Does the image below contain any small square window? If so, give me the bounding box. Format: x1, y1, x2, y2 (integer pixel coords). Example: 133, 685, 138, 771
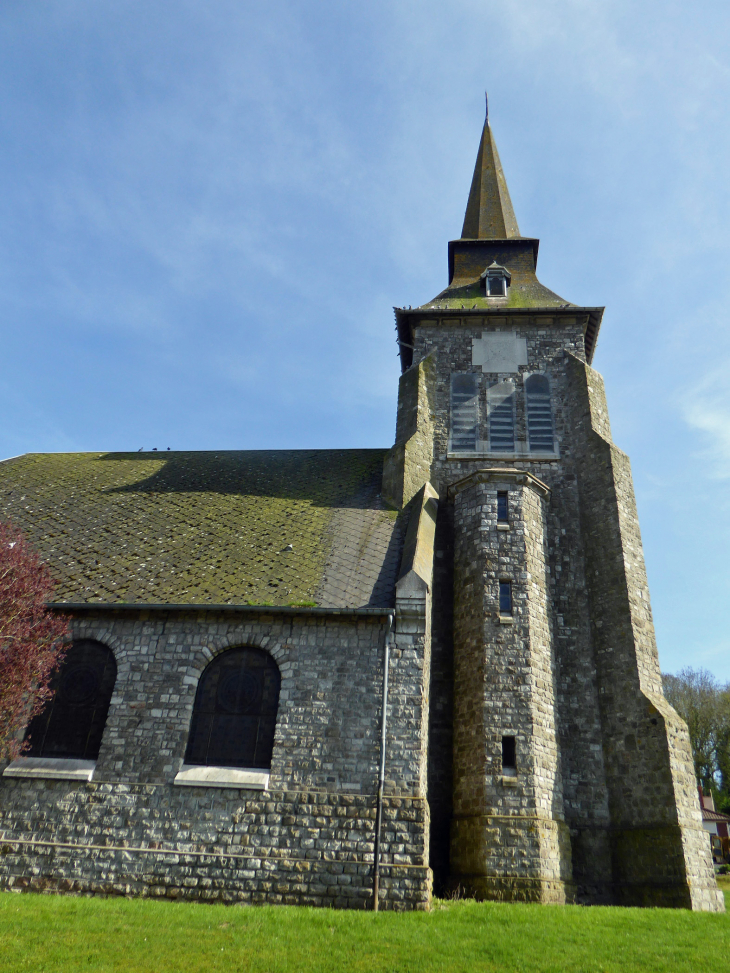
497, 492, 508, 523
499, 581, 512, 615
502, 735, 516, 773
488, 276, 505, 297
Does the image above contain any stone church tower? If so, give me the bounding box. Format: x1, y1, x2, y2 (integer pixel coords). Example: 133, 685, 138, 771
0, 102, 722, 911
384, 103, 723, 909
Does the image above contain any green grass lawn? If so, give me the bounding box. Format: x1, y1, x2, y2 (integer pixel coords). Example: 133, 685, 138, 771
0, 889, 728, 973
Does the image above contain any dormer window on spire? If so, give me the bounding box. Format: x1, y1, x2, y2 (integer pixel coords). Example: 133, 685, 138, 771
481, 262, 511, 298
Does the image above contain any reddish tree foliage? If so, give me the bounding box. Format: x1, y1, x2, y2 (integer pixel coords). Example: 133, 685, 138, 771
0, 521, 69, 761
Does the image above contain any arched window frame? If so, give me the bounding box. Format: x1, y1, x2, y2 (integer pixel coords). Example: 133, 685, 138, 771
176, 646, 281, 791
524, 372, 556, 454
3, 639, 117, 781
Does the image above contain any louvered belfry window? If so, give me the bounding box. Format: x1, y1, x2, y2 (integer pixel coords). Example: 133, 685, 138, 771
450, 373, 479, 451
487, 381, 516, 451
185, 647, 281, 769
525, 374, 555, 452
25, 639, 117, 761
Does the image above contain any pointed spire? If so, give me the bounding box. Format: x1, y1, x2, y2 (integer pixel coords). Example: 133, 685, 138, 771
461, 96, 520, 239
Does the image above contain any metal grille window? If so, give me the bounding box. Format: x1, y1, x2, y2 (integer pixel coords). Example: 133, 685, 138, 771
499, 581, 513, 615
450, 373, 479, 451
25, 640, 116, 761
487, 382, 515, 451
525, 374, 554, 452
185, 647, 281, 769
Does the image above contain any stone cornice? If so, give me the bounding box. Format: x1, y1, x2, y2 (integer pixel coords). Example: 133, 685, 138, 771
447, 467, 551, 501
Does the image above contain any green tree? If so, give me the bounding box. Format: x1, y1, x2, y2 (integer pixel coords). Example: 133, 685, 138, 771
663, 667, 730, 808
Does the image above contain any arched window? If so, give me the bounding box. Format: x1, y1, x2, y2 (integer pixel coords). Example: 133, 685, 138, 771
488, 381, 516, 451
450, 373, 479, 451
185, 647, 281, 770
525, 374, 554, 452
25, 639, 116, 761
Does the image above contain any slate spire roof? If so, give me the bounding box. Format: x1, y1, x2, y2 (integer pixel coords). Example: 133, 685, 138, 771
461, 95, 521, 240
393, 97, 605, 365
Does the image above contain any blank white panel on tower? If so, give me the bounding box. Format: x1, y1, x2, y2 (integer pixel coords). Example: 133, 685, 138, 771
472, 332, 527, 373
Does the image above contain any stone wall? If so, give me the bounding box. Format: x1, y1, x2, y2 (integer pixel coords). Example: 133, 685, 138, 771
448, 469, 573, 902
399, 313, 612, 899
391, 308, 723, 910
383, 355, 436, 510
0, 607, 433, 909
0, 781, 429, 909
565, 354, 723, 911
426, 501, 455, 894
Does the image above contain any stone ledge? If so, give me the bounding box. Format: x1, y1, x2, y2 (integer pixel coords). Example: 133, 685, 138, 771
3, 757, 96, 781
173, 765, 269, 789
446, 451, 560, 462
447, 468, 551, 501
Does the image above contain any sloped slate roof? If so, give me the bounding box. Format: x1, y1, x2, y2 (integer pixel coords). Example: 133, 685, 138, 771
0, 450, 403, 610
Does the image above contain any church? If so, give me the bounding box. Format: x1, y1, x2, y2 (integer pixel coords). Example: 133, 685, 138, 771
0, 104, 723, 911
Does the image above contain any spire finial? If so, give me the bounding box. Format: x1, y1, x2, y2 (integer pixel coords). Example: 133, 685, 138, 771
460, 100, 520, 239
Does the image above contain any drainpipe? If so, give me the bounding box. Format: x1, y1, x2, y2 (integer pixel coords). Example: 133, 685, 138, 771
372, 611, 394, 912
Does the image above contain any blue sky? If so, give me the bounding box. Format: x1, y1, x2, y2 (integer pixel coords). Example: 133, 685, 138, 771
2, 1, 730, 679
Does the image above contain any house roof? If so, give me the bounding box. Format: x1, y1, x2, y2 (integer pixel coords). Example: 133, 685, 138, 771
0, 449, 404, 610
702, 806, 730, 824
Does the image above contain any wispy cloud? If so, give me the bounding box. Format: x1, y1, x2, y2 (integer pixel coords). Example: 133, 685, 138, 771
682, 369, 730, 479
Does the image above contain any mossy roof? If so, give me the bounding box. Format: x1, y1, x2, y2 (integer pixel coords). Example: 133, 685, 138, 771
421, 275, 569, 310
0, 450, 403, 610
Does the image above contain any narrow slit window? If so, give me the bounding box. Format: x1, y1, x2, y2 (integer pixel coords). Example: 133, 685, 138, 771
487, 382, 515, 452
502, 735, 517, 775
450, 373, 479, 451
525, 374, 554, 453
499, 580, 512, 615
497, 491, 508, 523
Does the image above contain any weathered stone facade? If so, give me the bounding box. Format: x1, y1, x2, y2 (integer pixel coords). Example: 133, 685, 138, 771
0, 589, 433, 909
449, 469, 572, 903
0, 104, 722, 911
0, 782, 428, 907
